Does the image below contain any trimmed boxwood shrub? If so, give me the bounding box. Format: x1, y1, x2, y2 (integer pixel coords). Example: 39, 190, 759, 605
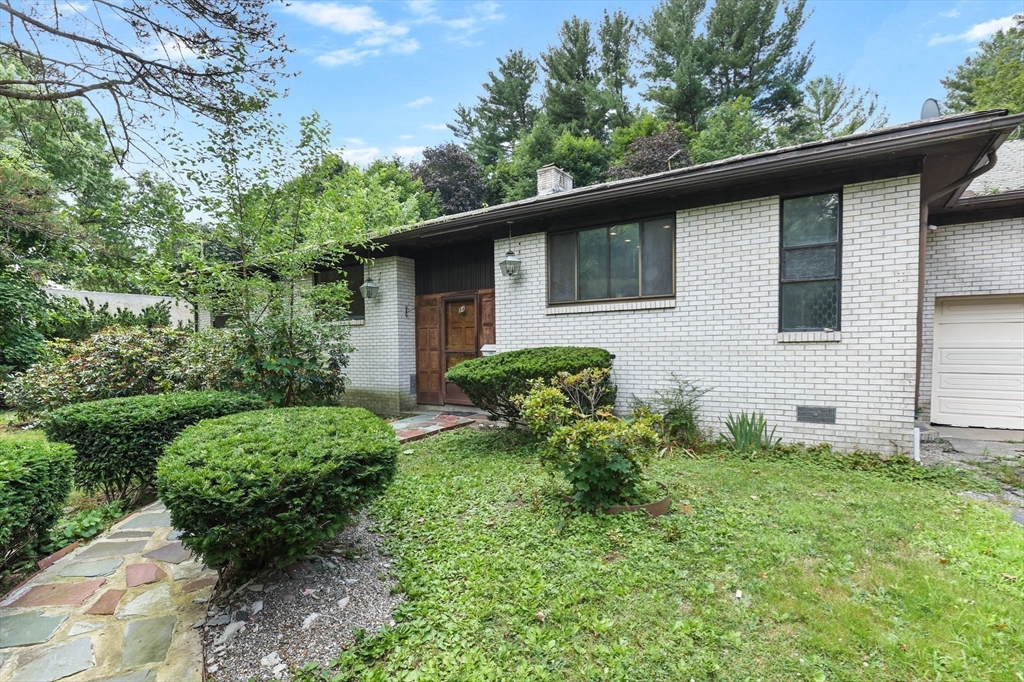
43, 391, 265, 502
0, 439, 74, 570
157, 407, 399, 572
445, 346, 616, 424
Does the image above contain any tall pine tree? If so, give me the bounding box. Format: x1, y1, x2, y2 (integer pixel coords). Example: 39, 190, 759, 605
450, 50, 539, 167
643, 0, 812, 127
541, 18, 606, 139
598, 10, 639, 130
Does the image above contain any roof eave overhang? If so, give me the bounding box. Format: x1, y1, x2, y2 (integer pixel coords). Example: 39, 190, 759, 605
376, 111, 1023, 247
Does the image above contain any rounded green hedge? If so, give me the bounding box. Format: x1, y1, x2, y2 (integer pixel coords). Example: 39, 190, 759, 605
157, 407, 400, 571
0, 439, 74, 570
43, 391, 265, 502
445, 346, 616, 424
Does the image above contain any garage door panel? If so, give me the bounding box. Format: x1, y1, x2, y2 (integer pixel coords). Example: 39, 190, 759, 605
931, 294, 1024, 430
935, 396, 1023, 420
937, 374, 1024, 392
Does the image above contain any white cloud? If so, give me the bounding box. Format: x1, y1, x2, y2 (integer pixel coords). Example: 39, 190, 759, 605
422, 123, 448, 130
340, 146, 381, 165
315, 48, 379, 66
406, 96, 433, 109
929, 14, 1017, 46
940, 9, 960, 19
345, 137, 365, 145
394, 145, 425, 158
399, 134, 415, 140
288, 1, 503, 66
283, 3, 406, 36
285, 2, 419, 66
405, 0, 504, 44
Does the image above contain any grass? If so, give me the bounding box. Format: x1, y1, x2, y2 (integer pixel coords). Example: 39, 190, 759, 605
300, 428, 1024, 682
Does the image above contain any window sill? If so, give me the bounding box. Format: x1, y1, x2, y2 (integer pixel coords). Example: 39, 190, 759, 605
348, 318, 365, 327
776, 331, 842, 343
546, 298, 676, 316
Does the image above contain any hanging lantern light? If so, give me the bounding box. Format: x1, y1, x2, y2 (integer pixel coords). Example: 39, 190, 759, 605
499, 248, 521, 277
499, 224, 520, 277
359, 276, 379, 300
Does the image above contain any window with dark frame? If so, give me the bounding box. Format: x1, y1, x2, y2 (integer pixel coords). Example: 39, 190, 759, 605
780, 192, 841, 331
548, 217, 675, 304
314, 264, 365, 320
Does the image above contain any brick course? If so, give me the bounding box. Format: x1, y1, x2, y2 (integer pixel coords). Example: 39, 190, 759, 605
493, 176, 922, 452
339, 257, 417, 415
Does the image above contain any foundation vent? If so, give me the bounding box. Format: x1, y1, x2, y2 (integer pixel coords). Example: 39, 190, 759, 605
796, 406, 836, 424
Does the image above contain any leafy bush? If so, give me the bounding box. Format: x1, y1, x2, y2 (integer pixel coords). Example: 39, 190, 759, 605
445, 347, 616, 424
0, 439, 74, 570
37, 296, 175, 343
43, 501, 126, 554
43, 391, 265, 502
633, 376, 710, 448
518, 369, 659, 511
722, 411, 780, 452
3, 327, 192, 415
157, 407, 399, 572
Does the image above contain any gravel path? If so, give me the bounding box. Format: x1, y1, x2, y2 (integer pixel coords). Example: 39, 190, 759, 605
202, 514, 402, 681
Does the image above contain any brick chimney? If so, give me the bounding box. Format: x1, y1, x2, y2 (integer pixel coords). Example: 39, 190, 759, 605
536, 164, 573, 196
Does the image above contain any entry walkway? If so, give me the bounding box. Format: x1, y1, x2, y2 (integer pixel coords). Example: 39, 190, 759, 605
0, 412, 479, 680
0, 501, 210, 681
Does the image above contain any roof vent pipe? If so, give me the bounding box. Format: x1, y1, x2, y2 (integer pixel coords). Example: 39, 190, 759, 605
536, 165, 573, 196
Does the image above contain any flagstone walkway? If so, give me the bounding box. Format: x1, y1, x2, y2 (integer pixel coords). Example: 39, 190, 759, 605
0, 410, 478, 681
0, 502, 212, 682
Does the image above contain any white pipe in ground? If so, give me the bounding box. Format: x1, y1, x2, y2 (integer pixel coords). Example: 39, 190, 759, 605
913, 427, 921, 464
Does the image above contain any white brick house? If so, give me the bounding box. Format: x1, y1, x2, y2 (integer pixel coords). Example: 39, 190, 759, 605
317, 111, 1023, 451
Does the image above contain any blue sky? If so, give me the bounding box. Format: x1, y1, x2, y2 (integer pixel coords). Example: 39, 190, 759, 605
260, 1, 1021, 164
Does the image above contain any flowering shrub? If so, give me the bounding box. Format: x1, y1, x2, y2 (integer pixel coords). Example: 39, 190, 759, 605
3, 327, 192, 415
516, 369, 660, 511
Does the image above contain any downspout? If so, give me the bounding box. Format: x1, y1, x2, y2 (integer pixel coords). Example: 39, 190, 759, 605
915, 150, 997, 416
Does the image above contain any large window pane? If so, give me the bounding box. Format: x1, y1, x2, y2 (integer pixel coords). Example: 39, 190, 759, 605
577, 227, 609, 300
783, 193, 839, 247
641, 219, 674, 295
609, 223, 640, 298
549, 232, 576, 302
783, 245, 836, 281
781, 280, 838, 330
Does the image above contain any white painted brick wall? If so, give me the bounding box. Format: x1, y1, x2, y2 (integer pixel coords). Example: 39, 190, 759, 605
340, 257, 417, 415
494, 176, 922, 452
919, 216, 1024, 417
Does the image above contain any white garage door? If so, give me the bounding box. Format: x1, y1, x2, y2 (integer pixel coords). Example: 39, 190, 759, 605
931, 294, 1024, 430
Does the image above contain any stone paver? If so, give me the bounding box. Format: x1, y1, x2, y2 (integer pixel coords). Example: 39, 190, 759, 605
391, 412, 477, 443
0, 611, 67, 647
121, 615, 177, 668
8, 579, 105, 607
117, 584, 176, 620
85, 589, 126, 615
77, 540, 147, 560
107, 530, 154, 540
181, 577, 218, 594
8, 636, 94, 682
118, 511, 172, 529
126, 563, 167, 587
143, 541, 193, 564
59, 557, 123, 578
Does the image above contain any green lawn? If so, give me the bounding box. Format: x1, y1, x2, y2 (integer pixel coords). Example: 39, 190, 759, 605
305, 428, 1024, 682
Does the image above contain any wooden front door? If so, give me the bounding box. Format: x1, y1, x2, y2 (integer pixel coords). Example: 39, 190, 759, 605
415, 294, 442, 405
443, 298, 478, 405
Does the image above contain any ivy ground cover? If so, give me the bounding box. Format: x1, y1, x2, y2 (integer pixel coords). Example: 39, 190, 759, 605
305, 429, 1024, 682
